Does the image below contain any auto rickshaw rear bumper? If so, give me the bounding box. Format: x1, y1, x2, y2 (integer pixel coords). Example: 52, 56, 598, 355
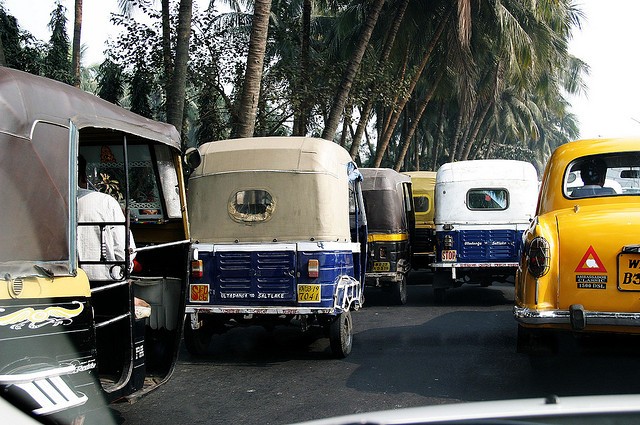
186, 305, 339, 315
365, 271, 405, 284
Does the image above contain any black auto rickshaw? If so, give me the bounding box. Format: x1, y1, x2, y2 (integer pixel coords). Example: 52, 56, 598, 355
0, 68, 193, 423
360, 168, 415, 305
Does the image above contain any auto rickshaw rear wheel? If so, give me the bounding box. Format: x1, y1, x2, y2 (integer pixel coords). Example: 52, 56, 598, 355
183, 317, 214, 356
329, 310, 352, 359
391, 275, 408, 305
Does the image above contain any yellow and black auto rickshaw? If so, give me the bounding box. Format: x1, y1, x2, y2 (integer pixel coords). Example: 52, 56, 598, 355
0, 68, 193, 423
403, 171, 436, 270
361, 168, 415, 305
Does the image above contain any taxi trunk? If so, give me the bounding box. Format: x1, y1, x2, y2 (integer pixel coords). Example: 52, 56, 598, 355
555, 204, 640, 316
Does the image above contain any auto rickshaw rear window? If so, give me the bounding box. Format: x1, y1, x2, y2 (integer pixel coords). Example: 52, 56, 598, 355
466, 189, 509, 210
229, 189, 274, 222
414, 196, 430, 212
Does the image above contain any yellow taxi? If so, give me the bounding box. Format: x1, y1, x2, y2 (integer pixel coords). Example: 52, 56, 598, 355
515, 138, 640, 353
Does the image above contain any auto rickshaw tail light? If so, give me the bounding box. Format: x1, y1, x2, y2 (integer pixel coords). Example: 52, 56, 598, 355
527, 237, 550, 278
443, 235, 454, 250
191, 259, 204, 279
308, 259, 319, 278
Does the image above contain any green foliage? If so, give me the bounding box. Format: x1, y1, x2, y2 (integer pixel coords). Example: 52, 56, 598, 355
97, 59, 125, 105
43, 2, 73, 84
128, 59, 154, 118
0, 6, 46, 74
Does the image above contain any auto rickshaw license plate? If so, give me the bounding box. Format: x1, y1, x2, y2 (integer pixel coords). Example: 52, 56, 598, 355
190, 284, 210, 302
442, 250, 456, 262
618, 252, 640, 291
297, 284, 321, 302
373, 261, 391, 272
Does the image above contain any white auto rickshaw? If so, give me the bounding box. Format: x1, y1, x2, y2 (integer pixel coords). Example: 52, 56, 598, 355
430, 159, 538, 303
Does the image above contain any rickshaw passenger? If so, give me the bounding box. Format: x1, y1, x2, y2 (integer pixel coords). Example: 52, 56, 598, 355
77, 155, 136, 281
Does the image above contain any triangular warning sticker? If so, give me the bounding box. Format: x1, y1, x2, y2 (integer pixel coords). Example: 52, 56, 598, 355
575, 245, 607, 273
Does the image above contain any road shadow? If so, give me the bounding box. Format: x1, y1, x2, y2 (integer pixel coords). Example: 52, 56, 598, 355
344, 309, 640, 402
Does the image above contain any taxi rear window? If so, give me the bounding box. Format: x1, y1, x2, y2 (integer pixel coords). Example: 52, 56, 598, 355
564, 153, 640, 198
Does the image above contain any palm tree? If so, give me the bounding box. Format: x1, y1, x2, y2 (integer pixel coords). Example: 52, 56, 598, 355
166, 0, 193, 139
233, 0, 272, 138
321, 0, 386, 142
71, 0, 82, 87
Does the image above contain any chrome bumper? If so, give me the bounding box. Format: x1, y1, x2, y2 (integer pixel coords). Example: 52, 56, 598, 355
514, 306, 640, 328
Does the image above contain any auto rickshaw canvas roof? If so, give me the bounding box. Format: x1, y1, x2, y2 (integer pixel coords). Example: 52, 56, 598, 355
0, 67, 180, 148
188, 137, 357, 244
403, 171, 436, 192
0, 68, 180, 278
436, 159, 538, 184
360, 168, 410, 191
193, 136, 353, 178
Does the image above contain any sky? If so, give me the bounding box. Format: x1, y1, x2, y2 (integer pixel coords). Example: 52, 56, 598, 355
3, 0, 640, 140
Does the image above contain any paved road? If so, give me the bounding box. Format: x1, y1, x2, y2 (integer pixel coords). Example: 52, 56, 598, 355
111, 271, 640, 424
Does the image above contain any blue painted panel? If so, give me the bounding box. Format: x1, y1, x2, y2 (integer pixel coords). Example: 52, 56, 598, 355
436, 229, 524, 263
193, 248, 358, 308
298, 250, 355, 308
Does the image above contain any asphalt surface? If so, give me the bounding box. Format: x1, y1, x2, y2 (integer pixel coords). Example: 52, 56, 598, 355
109, 270, 640, 425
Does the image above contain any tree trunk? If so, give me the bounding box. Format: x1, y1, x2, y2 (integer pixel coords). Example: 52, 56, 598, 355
0, 30, 6, 66
71, 0, 82, 87
293, 0, 311, 136
161, 0, 173, 86
372, 6, 453, 167
321, 0, 386, 142
349, 0, 409, 157
431, 101, 445, 171
393, 68, 444, 171
460, 99, 492, 160
233, 0, 272, 138
448, 111, 464, 162
167, 0, 193, 140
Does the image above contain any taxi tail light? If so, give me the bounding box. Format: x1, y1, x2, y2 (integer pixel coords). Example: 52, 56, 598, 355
527, 237, 550, 278
308, 259, 319, 278
191, 259, 204, 279
443, 235, 454, 250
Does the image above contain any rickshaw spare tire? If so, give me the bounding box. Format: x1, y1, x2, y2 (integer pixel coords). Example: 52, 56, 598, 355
329, 310, 353, 359
391, 275, 408, 305
183, 318, 213, 356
